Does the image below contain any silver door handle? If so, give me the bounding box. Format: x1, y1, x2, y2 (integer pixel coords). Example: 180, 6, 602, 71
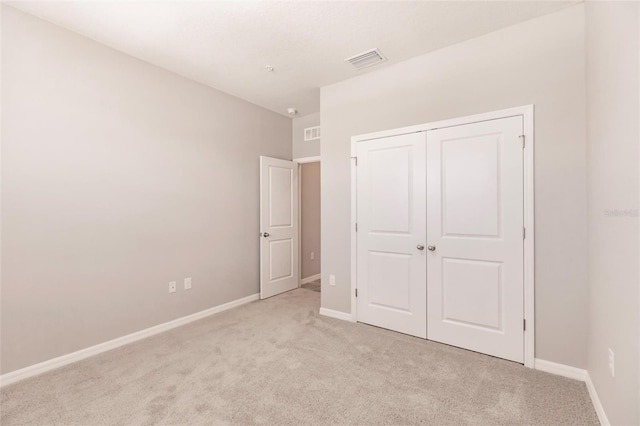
417, 244, 425, 251
262, 232, 270, 238
428, 245, 436, 251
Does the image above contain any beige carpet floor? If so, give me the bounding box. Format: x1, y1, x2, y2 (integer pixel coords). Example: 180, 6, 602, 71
301, 279, 321, 293
1, 288, 598, 425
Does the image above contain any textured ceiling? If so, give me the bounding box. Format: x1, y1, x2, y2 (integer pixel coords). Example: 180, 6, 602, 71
8, 1, 579, 117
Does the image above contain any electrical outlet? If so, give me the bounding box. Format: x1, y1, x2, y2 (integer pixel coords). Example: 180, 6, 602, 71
310, 251, 315, 261
329, 275, 336, 286
184, 277, 192, 290
169, 281, 177, 293
608, 348, 615, 377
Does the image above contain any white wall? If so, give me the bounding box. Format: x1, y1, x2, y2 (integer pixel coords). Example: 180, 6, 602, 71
320, 5, 588, 368
585, 2, 639, 424
1, 6, 292, 374
292, 112, 320, 159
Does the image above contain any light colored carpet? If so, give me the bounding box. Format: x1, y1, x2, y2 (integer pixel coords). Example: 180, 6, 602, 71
1, 288, 598, 425
301, 279, 321, 293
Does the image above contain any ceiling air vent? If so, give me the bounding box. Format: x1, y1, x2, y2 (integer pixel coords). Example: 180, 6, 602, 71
345, 48, 387, 70
304, 126, 321, 141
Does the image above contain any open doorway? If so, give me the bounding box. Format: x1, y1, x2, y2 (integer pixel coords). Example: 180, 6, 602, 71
298, 159, 321, 292
258, 155, 320, 299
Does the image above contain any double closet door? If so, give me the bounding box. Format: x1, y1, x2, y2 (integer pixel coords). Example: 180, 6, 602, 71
355, 116, 525, 363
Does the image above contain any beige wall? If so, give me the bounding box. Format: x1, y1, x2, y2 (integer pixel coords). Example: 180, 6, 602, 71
292, 112, 320, 159
300, 162, 321, 279
320, 5, 588, 368
0, 6, 292, 374
585, 2, 639, 424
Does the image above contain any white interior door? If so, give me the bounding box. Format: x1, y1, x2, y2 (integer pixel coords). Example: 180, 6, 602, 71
260, 156, 299, 299
426, 116, 524, 363
356, 132, 427, 338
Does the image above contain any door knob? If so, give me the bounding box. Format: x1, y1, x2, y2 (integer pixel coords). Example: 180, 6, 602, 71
262, 232, 270, 238
428, 245, 436, 251
417, 244, 425, 251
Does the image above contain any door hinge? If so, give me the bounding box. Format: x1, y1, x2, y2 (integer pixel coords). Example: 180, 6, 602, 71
523, 319, 526, 331
355, 223, 358, 232
355, 288, 358, 298
523, 227, 526, 239
520, 135, 525, 148
351, 156, 358, 166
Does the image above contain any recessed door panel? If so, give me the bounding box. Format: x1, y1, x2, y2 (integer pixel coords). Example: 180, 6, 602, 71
269, 166, 293, 227
357, 132, 427, 339
269, 239, 293, 281
370, 146, 411, 234
369, 251, 411, 312
442, 136, 500, 238
442, 258, 502, 331
427, 116, 524, 363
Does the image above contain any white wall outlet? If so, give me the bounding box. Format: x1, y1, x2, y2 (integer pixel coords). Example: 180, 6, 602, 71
608, 348, 615, 377
169, 281, 177, 293
184, 277, 192, 290
329, 275, 336, 286
310, 251, 315, 260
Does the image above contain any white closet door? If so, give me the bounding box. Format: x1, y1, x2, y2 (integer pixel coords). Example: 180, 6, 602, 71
356, 132, 427, 338
260, 156, 299, 299
426, 116, 524, 363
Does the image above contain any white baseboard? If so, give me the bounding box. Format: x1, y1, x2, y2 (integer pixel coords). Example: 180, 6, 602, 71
300, 274, 321, 285
319, 307, 354, 322
534, 358, 587, 381
585, 372, 610, 426
535, 358, 608, 426
0, 293, 260, 388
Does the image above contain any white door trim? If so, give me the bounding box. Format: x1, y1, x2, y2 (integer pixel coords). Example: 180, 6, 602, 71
294, 155, 321, 164
350, 105, 535, 368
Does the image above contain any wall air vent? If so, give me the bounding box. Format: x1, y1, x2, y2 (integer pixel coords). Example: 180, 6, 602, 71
304, 126, 321, 141
345, 48, 387, 70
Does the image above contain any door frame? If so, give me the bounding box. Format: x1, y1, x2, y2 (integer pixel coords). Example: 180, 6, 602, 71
294, 156, 321, 288
350, 105, 535, 368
